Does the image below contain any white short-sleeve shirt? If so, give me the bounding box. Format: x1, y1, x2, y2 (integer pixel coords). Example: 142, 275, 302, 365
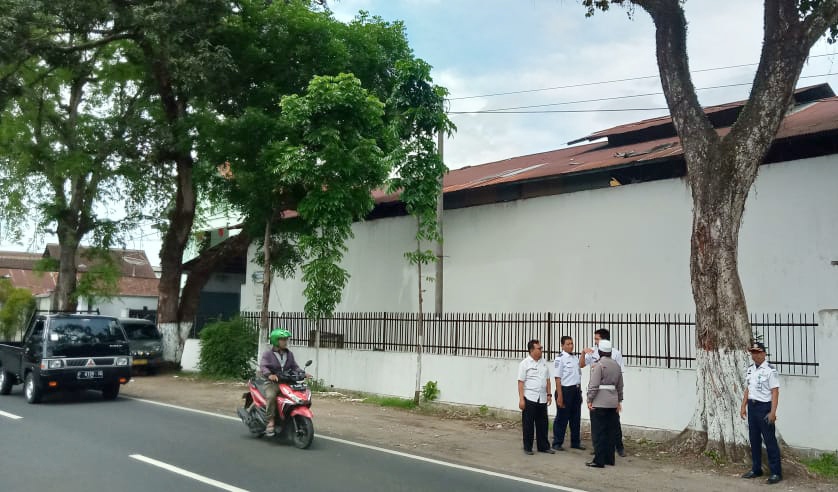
746, 360, 780, 402
584, 345, 625, 373
518, 355, 551, 403
554, 351, 581, 386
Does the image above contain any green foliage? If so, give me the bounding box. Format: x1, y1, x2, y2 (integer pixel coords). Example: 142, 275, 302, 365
421, 380, 440, 402
805, 451, 838, 478
362, 395, 417, 409
702, 449, 725, 466
276, 73, 390, 320
75, 249, 121, 303
478, 404, 490, 417
198, 318, 257, 380
308, 378, 329, 392
0, 279, 35, 340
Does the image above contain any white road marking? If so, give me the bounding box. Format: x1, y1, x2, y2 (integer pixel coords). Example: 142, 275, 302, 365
129, 454, 249, 492
0, 409, 23, 420
124, 396, 589, 492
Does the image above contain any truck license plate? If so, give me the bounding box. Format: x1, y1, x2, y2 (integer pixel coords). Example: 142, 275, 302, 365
77, 370, 104, 379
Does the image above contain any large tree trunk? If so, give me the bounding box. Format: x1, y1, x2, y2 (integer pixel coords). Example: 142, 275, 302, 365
673, 157, 754, 458
143, 38, 198, 363
54, 231, 80, 312
157, 156, 197, 362
633, 0, 833, 458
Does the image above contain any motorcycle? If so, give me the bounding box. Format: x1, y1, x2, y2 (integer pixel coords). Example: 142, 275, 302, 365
237, 360, 314, 449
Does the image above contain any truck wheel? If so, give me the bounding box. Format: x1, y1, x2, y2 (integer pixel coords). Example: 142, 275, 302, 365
0, 370, 13, 395
102, 383, 120, 400
24, 373, 42, 404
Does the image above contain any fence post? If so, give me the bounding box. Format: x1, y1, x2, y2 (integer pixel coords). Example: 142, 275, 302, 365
381, 312, 387, 351
665, 316, 671, 369
547, 312, 553, 359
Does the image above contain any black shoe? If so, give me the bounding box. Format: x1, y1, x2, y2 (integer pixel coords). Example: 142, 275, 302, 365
552, 445, 565, 451
585, 461, 605, 468
741, 471, 763, 479
524, 449, 534, 455
766, 475, 782, 484
571, 445, 586, 450
617, 448, 626, 457
539, 448, 556, 454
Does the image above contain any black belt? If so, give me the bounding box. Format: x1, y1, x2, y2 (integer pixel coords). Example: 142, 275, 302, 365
748, 399, 770, 404
561, 384, 581, 388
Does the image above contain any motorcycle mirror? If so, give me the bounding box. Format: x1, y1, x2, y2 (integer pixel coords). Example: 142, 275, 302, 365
305, 360, 313, 367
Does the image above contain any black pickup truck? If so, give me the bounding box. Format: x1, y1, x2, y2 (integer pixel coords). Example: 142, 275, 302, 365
0, 313, 132, 403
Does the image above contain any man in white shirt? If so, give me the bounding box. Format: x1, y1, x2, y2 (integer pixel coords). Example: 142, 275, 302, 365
581, 328, 626, 456
517, 339, 554, 455
553, 335, 585, 451
740, 341, 782, 484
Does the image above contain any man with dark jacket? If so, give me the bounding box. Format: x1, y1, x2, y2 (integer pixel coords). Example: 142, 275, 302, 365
259, 328, 304, 436
586, 339, 624, 468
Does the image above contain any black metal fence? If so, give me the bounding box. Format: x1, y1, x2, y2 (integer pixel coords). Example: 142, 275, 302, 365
240, 311, 819, 376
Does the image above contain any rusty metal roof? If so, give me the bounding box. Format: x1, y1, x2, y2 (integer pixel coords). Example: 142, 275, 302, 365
432, 95, 838, 198
567, 83, 835, 145
44, 244, 157, 279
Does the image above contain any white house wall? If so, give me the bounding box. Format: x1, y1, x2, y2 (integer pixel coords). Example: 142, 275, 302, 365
243, 155, 838, 315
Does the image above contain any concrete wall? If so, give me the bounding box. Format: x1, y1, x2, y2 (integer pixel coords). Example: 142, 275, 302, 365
242, 155, 838, 315
80, 296, 158, 318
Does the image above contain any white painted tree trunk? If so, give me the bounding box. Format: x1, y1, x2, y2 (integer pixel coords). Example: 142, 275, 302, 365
159, 321, 193, 364
678, 349, 752, 459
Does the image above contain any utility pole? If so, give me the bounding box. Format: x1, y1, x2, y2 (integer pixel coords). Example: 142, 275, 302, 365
259, 218, 272, 359
435, 130, 444, 315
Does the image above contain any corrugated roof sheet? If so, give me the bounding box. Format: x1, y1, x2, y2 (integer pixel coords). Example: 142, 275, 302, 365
44, 244, 157, 279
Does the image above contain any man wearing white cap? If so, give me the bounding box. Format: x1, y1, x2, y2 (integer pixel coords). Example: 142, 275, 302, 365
585, 339, 624, 468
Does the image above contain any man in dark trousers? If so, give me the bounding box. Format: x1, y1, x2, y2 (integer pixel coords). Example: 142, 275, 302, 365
517, 339, 555, 455
740, 341, 782, 484
581, 328, 626, 456
552, 336, 584, 451
585, 339, 624, 468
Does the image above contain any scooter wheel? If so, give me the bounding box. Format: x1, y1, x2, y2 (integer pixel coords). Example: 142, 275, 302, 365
292, 416, 314, 449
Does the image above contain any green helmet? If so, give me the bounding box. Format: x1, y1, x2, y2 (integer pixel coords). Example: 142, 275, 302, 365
269, 328, 292, 346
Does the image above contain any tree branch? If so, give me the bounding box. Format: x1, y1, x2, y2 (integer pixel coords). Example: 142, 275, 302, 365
801, 1, 838, 46
726, 1, 811, 169
635, 0, 719, 160
51, 32, 135, 53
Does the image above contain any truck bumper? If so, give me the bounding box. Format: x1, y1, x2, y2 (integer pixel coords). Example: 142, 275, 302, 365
36, 367, 132, 390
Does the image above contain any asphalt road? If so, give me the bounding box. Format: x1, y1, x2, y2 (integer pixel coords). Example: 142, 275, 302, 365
0, 387, 584, 492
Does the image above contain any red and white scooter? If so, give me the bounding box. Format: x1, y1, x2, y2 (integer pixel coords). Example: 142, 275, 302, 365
237, 360, 314, 449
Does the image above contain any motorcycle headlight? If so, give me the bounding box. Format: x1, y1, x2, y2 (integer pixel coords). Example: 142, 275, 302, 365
116, 357, 130, 366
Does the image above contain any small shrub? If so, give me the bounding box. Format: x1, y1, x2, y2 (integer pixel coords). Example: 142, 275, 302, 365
703, 449, 725, 466
421, 380, 440, 402
308, 378, 329, 392
478, 405, 489, 417
805, 451, 838, 478
198, 318, 257, 380
363, 395, 417, 409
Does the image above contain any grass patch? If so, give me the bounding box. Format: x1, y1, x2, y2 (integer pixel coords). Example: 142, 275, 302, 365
363, 395, 417, 409
805, 451, 838, 478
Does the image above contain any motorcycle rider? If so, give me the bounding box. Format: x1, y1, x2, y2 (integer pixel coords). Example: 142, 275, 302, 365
259, 328, 308, 436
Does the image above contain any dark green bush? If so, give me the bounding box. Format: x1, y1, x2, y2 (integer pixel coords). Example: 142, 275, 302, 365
198, 318, 257, 380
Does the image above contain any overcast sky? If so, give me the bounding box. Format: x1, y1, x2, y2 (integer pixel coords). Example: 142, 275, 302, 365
3, 0, 836, 265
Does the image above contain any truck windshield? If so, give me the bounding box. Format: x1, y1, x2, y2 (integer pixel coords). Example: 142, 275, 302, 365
48, 318, 125, 348
123, 323, 161, 340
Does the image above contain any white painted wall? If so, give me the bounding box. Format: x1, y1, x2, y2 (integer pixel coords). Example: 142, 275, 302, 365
279, 309, 837, 453
80, 296, 157, 318
242, 155, 838, 315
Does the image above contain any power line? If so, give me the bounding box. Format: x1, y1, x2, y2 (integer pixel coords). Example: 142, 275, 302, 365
450, 72, 838, 115
448, 53, 837, 101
